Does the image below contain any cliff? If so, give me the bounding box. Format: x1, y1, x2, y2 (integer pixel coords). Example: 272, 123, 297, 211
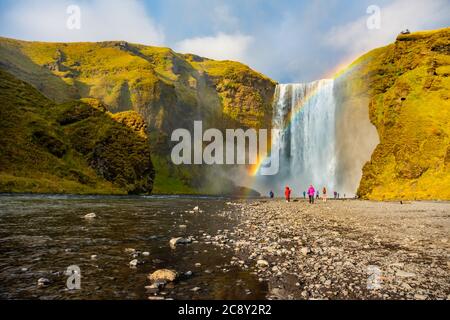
0, 69, 154, 194
0, 37, 276, 193
339, 28, 450, 200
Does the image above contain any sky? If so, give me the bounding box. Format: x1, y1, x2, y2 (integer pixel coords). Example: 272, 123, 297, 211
0, 0, 449, 82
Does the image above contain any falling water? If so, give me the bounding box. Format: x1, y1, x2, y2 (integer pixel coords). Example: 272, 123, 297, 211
269, 79, 338, 194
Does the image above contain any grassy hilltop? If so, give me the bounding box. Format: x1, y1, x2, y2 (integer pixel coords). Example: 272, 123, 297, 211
0, 38, 275, 131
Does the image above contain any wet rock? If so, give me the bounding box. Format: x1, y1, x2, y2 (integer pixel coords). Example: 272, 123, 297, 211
129, 259, 139, 267
37, 278, 50, 287
145, 284, 160, 294
170, 237, 192, 249
148, 269, 178, 283
270, 288, 290, 300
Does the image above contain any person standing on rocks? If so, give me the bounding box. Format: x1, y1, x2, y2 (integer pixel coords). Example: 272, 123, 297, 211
308, 185, 315, 204
303, 191, 306, 199
269, 190, 274, 199
322, 187, 327, 203
284, 186, 292, 202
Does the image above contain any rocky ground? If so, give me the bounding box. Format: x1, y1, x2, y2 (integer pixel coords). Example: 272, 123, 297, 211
209, 199, 450, 300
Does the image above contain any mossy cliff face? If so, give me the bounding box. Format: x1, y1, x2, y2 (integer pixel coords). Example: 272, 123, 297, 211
0, 38, 276, 138
0, 38, 275, 194
340, 28, 450, 200
0, 69, 154, 194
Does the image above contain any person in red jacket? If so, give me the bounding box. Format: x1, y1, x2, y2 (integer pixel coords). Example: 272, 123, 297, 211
284, 186, 292, 202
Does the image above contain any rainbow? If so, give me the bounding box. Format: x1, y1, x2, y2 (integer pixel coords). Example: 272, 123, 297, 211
249, 55, 366, 178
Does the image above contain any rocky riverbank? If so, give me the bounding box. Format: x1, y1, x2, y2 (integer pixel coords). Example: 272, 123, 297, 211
211, 199, 450, 300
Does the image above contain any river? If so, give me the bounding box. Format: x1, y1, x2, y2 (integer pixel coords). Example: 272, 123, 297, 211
0, 194, 267, 300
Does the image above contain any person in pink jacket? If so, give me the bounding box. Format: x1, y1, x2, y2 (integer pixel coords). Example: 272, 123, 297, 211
308, 185, 315, 204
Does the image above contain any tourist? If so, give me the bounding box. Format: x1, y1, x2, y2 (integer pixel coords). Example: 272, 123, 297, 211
303, 191, 306, 199
284, 186, 292, 202
316, 190, 320, 199
308, 185, 315, 204
269, 190, 274, 199
334, 191, 337, 199
322, 187, 327, 203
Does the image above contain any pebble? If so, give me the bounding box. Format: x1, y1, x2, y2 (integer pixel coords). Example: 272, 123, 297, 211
129, 259, 139, 267
206, 200, 449, 300
256, 260, 269, 268
37, 278, 50, 287
396, 270, 416, 278
145, 284, 160, 294
301, 247, 311, 256
169, 237, 192, 249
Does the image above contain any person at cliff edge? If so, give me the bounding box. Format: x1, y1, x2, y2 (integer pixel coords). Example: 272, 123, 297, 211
284, 186, 292, 203
308, 185, 315, 204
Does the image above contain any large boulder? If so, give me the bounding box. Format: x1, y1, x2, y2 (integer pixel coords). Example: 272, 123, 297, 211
148, 269, 178, 283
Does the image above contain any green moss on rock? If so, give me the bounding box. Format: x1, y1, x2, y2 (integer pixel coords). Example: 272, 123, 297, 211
0, 68, 154, 195
342, 27, 450, 200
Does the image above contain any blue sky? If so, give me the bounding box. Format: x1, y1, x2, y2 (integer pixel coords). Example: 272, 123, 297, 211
0, 0, 449, 82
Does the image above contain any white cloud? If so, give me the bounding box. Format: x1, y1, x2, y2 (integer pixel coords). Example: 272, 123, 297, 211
3, 0, 164, 45
325, 0, 450, 59
175, 32, 253, 62
213, 4, 239, 31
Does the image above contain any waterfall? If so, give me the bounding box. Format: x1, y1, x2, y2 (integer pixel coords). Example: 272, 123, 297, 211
269, 79, 338, 194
